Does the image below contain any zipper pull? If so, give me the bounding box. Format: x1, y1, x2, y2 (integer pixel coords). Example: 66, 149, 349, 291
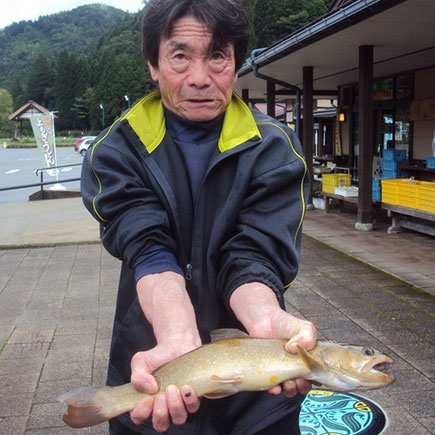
185, 263, 193, 281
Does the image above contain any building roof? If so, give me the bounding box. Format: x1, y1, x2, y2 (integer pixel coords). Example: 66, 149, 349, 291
8, 100, 50, 121
235, 0, 435, 99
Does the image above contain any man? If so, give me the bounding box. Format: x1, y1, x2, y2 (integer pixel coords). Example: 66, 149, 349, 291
81, 0, 316, 433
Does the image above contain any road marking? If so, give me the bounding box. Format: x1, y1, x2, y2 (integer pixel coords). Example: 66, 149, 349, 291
61, 167, 73, 172
5, 169, 20, 174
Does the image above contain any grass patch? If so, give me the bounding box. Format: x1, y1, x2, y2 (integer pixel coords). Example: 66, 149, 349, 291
0, 336, 10, 356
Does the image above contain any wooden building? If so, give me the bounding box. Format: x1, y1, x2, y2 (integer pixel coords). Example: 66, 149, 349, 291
8, 100, 50, 139
235, 0, 435, 234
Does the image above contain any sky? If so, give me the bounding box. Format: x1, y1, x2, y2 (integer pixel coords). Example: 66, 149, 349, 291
0, 0, 145, 30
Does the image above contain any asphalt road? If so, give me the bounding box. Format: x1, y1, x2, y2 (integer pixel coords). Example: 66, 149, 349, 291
0, 146, 83, 204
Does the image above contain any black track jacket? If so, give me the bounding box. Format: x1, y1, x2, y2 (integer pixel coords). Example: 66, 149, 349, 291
81, 91, 309, 388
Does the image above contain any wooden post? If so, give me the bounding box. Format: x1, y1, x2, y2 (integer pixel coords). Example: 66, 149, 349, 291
267, 81, 275, 118
357, 45, 374, 230
303, 66, 314, 203
242, 88, 249, 105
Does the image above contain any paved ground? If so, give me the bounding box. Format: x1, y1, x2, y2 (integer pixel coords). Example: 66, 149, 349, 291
0, 197, 433, 434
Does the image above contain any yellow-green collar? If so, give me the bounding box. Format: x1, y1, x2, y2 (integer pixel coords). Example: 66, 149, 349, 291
122, 91, 261, 153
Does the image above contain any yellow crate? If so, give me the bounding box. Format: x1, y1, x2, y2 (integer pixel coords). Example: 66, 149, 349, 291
322, 173, 351, 194
381, 179, 400, 205
419, 181, 435, 214
398, 180, 420, 210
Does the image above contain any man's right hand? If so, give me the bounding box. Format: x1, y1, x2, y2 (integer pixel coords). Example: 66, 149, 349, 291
130, 341, 201, 433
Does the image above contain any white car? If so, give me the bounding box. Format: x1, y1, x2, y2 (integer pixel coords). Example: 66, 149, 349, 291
78, 136, 97, 156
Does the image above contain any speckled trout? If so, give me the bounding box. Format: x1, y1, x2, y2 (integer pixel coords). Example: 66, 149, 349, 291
58, 334, 395, 428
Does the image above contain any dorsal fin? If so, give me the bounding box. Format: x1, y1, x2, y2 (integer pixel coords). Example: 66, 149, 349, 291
210, 328, 249, 342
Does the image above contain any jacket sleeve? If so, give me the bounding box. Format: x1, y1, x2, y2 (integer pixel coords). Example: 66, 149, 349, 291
218, 123, 309, 308
80, 134, 178, 269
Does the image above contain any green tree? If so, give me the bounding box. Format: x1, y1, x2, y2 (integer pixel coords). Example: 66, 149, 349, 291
71, 86, 95, 132
0, 89, 14, 136
250, 0, 330, 48
54, 51, 76, 130
10, 76, 26, 111
26, 53, 56, 108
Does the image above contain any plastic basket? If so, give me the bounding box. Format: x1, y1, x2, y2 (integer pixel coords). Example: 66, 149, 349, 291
382, 169, 406, 179
398, 180, 420, 209
372, 178, 381, 201
419, 181, 435, 213
383, 149, 406, 162
381, 179, 401, 205
382, 159, 400, 171
322, 173, 351, 194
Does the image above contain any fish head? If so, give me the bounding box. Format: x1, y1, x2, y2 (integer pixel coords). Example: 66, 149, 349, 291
317, 342, 395, 391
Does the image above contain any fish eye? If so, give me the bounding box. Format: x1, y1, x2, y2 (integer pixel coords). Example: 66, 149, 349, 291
362, 347, 374, 356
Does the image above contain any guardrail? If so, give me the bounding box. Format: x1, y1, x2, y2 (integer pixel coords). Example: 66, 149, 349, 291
0, 163, 82, 199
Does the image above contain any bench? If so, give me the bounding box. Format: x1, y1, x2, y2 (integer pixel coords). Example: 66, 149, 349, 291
381, 203, 435, 236
321, 192, 380, 213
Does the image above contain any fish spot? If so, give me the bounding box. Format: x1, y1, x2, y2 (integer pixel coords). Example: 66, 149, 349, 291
269, 375, 278, 384
224, 339, 241, 347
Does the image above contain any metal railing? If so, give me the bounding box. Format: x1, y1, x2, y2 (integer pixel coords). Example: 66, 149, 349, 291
0, 163, 82, 199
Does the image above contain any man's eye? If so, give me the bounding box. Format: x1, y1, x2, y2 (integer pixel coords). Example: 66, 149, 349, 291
211, 52, 224, 61
173, 53, 186, 60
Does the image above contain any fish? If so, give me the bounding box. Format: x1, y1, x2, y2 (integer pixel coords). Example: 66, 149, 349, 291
58, 332, 395, 429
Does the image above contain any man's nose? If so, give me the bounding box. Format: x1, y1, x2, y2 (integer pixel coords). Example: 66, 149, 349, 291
187, 61, 211, 88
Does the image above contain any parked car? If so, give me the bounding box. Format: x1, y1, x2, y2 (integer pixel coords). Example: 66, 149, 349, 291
74, 135, 97, 153
77, 136, 97, 156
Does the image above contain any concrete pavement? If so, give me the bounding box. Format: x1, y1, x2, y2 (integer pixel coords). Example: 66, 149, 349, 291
0, 197, 433, 434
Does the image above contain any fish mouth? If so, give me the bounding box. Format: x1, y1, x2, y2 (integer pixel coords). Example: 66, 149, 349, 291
364, 356, 395, 384
364, 354, 393, 372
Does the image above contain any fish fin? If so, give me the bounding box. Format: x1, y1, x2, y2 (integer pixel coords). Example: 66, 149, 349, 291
56, 387, 107, 428
210, 374, 243, 385
204, 389, 239, 399
210, 328, 249, 342
296, 344, 327, 375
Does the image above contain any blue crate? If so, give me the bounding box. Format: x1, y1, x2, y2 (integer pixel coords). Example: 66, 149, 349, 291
381, 168, 406, 179
383, 149, 406, 162
382, 159, 399, 171
372, 178, 381, 200
427, 156, 435, 169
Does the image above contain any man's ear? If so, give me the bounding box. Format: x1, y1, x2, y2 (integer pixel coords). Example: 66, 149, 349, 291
147, 60, 159, 82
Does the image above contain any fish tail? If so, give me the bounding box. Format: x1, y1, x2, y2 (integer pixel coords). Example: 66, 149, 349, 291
57, 387, 108, 428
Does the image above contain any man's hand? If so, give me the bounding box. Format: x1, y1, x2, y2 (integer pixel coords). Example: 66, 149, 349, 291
133, 271, 202, 432
229, 282, 317, 398
130, 341, 201, 433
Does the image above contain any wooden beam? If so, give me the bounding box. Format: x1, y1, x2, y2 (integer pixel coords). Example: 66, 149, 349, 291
357, 45, 374, 227
267, 81, 275, 118
303, 66, 314, 202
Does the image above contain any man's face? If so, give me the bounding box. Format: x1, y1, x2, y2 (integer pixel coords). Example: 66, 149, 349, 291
148, 16, 238, 122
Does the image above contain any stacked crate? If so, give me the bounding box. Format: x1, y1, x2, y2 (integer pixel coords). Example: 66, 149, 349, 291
381, 149, 407, 179
419, 181, 435, 213
381, 179, 401, 205
372, 178, 381, 200
321, 173, 351, 194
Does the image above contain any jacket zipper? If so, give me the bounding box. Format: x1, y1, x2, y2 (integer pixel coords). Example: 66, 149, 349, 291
185, 263, 193, 280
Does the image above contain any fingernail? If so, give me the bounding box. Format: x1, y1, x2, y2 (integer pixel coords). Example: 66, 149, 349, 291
145, 381, 158, 394
167, 385, 179, 396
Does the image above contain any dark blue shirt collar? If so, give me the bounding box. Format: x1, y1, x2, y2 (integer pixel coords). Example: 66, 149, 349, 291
164, 106, 224, 144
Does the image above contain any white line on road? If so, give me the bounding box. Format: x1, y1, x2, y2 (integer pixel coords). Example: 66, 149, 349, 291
5, 169, 20, 174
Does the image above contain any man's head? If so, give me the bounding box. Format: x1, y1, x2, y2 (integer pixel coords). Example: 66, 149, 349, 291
142, 0, 249, 122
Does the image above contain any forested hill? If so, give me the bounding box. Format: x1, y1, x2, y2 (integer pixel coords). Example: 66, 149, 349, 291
0, 4, 129, 90
0, 0, 331, 134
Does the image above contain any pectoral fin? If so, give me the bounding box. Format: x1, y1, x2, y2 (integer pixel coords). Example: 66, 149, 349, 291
296, 344, 327, 376
210, 375, 243, 385
204, 374, 243, 399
